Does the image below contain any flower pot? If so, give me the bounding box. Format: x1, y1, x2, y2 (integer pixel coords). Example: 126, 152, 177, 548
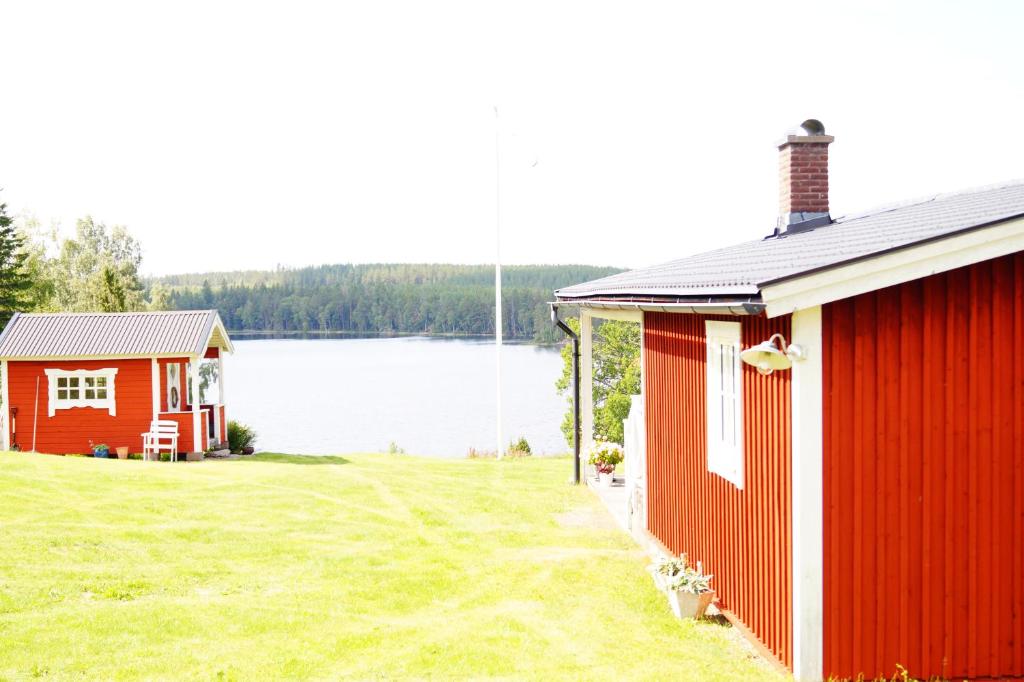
666, 589, 715, 620
242, 447, 255, 455
115, 447, 129, 459
647, 565, 668, 593
92, 448, 109, 458
597, 471, 614, 488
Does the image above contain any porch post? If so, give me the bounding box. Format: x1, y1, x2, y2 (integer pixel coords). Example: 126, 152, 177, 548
216, 351, 226, 445
1, 360, 9, 451
580, 310, 594, 457
150, 358, 160, 422
217, 352, 225, 405
190, 357, 202, 453
791, 305, 824, 681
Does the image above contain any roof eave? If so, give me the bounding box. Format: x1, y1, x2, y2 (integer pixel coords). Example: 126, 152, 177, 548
195, 310, 235, 356
552, 297, 766, 316
756, 211, 1024, 291
759, 213, 1024, 318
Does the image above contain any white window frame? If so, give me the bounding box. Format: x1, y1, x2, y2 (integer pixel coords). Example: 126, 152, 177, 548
44, 368, 119, 417
705, 321, 744, 489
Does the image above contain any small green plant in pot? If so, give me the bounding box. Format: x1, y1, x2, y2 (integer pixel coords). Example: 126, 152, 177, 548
89, 441, 110, 458
585, 436, 623, 488
649, 554, 715, 619
227, 421, 257, 455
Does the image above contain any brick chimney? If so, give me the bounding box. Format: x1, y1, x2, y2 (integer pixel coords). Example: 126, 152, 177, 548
777, 119, 833, 234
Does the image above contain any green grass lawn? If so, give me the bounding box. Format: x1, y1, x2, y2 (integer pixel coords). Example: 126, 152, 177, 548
0, 451, 782, 680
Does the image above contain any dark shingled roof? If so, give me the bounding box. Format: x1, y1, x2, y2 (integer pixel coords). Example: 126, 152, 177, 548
0, 310, 231, 359
555, 181, 1024, 300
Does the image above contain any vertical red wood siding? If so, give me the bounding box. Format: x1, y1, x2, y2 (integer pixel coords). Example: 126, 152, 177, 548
158, 412, 195, 452
822, 252, 1024, 680
6, 359, 153, 454
644, 312, 793, 667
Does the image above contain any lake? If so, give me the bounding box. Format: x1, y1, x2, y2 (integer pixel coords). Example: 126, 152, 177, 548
224, 337, 568, 457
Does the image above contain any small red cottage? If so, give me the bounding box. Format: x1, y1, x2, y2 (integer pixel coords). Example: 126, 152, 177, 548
554, 121, 1024, 681
0, 310, 233, 456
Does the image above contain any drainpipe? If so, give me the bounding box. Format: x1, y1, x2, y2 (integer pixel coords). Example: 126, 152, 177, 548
550, 304, 581, 485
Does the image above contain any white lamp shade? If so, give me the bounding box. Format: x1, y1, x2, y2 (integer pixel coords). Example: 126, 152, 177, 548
740, 338, 793, 374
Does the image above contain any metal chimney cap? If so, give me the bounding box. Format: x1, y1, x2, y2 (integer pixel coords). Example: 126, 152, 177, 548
800, 119, 826, 135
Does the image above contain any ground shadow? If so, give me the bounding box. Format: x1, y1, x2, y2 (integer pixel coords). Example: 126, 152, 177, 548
234, 453, 351, 465
700, 612, 733, 629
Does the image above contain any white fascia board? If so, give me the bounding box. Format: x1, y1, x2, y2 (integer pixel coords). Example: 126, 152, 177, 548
197, 313, 235, 355
0, 353, 198, 362
761, 216, 1024, 318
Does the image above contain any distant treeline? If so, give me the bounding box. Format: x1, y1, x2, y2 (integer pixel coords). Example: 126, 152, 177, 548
153, 263, 623, 342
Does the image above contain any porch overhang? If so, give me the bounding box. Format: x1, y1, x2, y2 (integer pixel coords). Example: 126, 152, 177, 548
550, 298, 765, 316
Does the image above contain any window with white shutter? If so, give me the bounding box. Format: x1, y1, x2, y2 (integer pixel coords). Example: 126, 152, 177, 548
44, 368, 118, 417
705, 321, 744, 488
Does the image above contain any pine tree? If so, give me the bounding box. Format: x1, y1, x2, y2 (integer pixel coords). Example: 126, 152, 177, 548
0, 202, 32, 325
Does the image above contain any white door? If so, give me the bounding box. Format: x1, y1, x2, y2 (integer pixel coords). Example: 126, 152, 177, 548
166, 363, 181, 412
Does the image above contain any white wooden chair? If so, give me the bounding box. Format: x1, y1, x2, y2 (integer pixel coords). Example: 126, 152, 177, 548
142, 420, 179, 462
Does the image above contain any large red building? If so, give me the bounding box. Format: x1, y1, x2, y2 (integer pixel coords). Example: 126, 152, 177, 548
0, 310, 233, 455
555, 121, 1024, 680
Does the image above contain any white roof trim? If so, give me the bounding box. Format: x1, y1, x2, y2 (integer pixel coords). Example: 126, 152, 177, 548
198, 312, 234, 355
2, 353, 197, 362
761, 215, 1024, 317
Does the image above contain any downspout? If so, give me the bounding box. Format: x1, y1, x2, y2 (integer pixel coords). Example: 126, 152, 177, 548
550, 305, 581, 485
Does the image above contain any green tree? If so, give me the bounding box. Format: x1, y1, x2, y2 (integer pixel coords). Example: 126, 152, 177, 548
49, 217, 145, 312
556, 318, 641, 446
153, 263, 625, 341
147, 283, 172, 311
0, 201, 33, 324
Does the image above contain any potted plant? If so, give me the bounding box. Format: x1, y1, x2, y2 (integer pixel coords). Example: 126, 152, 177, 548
115, 446, 129, 459
90, 442, 110, 458
649, 554, 715, 619
585, 437, 624, 488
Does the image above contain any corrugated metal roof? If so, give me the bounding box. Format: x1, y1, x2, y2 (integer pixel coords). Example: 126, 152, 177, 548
0, 310, 231, 359
556, 180, 1024, 300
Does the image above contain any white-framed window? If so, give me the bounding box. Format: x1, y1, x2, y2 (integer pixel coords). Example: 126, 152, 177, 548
44, 368, 118, 417
705, 321, 743, 488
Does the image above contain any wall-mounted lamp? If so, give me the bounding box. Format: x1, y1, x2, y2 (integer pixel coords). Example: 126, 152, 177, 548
740, 333, 806, 375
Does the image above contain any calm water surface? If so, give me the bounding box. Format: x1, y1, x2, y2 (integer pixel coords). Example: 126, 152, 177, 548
225, 337, 567, 457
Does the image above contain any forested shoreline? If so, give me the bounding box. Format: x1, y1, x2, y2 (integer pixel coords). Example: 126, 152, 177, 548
153, 263, 623, 342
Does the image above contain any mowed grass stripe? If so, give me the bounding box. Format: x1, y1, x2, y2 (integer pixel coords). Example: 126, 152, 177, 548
0, 451, 781, 680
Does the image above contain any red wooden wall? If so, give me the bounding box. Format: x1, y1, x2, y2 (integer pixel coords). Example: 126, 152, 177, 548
7, 359, 152, 454
5, 355, 207, 455
157, 412, 197, 454
644, 312, 793, 668
822, 252, 1024, 680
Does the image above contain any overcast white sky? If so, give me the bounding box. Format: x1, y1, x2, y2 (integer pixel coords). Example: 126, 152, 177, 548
2, 1, 1023, 276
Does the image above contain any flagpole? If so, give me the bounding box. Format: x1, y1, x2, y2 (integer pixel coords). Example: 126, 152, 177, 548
494, 106, 504, 460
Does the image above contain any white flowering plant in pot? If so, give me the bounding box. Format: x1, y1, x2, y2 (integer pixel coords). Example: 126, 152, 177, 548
585, 436, 624, 487
649, 554, 716, 619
